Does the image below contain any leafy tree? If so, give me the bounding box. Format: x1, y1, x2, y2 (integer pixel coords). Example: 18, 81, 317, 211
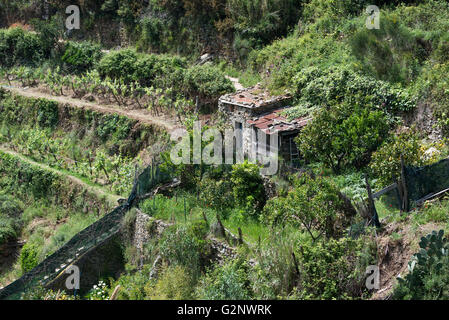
262, 174, 356, 240
30, 14, 65, 57
369, 128, 424, 187
297, 101, 390, 173
200, 174, 235, 215
230, 161, 266, 214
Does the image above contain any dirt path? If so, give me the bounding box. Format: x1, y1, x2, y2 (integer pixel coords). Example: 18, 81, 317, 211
1, 85, 179, 132
226, 76, 245, 91
0, 146, 121, 205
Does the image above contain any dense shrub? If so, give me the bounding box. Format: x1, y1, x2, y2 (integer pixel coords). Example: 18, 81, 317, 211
134, 53, 186, 87
350, 13, 428, 84
0, 28, 45, 67
36, 99, 59, 129
415, 63, 449, 136
297, 101, 390, 173
302, 0, 370, 23
98, 49, 186, 85
0, 95, 59, 130
182, 64, 234, 104
158, 226, 209, 278
294, 236, 376, 299
200, 177, 234, 214
393, 230, 449, 300
248, 34, 353, 91
0, 215, 18, 246
195, 258, 251, 300
0, 150, 58, 199
19, 242, 40, 273
292, 67, 416, 116
96, 114, 131, 142
432, 32, 449, 64
97, 49, 139, 83
230, 161, 266, 215
97, 49, 232, 104
61, 41, 103, 74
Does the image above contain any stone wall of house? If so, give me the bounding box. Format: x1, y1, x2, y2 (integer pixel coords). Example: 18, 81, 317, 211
218, 100, 254, 158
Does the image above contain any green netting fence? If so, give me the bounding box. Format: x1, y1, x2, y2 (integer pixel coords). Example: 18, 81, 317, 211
404, 158, 449, 207
0, 161, 172, 300
373, 183, 403, 211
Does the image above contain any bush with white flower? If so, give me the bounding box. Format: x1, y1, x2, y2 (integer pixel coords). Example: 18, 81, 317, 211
87, 280, 109, 300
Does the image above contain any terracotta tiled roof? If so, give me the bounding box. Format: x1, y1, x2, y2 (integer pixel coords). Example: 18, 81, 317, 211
247, 108, 312, 134
219, 84, 291, 109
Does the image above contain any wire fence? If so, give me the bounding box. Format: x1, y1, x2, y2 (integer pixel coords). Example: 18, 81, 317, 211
363, 157, 449, 229
404, 158, 449, 207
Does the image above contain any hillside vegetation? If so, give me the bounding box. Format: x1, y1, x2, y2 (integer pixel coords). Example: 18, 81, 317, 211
1, 0, 449, 301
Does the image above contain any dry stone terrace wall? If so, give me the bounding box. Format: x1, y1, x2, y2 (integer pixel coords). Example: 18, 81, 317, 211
132, 210, 237, 270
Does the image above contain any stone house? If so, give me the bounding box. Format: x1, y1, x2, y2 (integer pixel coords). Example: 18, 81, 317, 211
218, 85, 311, 166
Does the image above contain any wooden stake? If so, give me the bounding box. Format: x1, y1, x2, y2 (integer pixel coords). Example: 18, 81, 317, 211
400, 155, 409, 212
292, 252, 300, 277
202, 211, 209, 226
110, 285, 121, 300
238, 227, 243, 245
88, 153, 93, 177
184, 197, 187, 222
393, 174, 403, 210
216, 214, 227, 241
365, 173, 381, 228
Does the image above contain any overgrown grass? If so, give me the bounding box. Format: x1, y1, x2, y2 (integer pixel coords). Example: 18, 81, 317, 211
141, 191, 309, 245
